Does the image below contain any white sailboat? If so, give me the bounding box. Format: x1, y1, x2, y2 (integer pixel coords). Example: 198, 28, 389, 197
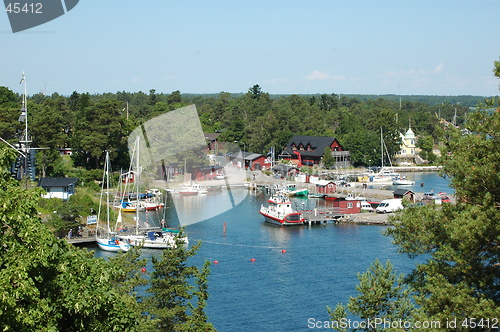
366, 128, 400, 183
96, 151, 131, 252
119, 138, 188, 249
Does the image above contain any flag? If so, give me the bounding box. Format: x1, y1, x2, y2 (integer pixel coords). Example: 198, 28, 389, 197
19, 72, 25, 84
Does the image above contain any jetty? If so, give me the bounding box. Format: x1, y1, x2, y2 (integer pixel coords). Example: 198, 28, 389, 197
300, 209, 391, 226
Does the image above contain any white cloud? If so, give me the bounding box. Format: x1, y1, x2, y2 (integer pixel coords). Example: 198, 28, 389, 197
385, 63, 445, 78
305, 70, 345, 81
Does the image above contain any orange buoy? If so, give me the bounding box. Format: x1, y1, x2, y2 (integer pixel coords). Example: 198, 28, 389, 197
141, 268, 147, 273
281, 249, 287, 253
250, 258, 256, 262
213, 260, 219, 264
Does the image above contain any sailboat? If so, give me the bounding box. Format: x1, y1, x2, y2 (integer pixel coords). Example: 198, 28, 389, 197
96, 151, 131, 252
365, 128, 400, 183
119, 138, 188, 249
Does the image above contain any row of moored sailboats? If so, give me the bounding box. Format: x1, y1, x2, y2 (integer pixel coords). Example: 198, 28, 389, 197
96, 138, 187, 252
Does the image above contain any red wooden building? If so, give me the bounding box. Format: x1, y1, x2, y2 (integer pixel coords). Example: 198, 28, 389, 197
280, 135, 350, 167
332, 199, 362, 214
192, 165, 223, 181
315, 180, 337, 195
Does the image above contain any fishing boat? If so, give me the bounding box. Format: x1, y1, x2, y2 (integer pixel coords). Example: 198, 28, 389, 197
259, 194, 305, 226
96, 152, 131, 252
287, 187, 309, 197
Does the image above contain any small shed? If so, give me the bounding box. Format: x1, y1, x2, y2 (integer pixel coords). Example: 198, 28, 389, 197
315, 180, 337, 195
393, 188, 416, 203
38, 177, 78, 200
333, 199, 362, 214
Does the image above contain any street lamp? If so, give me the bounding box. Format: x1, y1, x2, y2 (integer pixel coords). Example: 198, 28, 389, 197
234, 140, 246, 154
234, 140, 246, 169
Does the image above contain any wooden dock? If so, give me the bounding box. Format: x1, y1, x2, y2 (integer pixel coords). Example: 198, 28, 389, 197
66, 236, 96, 246
300, 209, 348, 225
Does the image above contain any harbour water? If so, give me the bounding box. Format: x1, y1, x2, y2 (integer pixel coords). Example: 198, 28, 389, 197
95, 172, 451, 331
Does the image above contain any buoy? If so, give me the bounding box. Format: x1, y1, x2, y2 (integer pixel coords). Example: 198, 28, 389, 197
250, 258, 256, 262
281, 249, 287, 253
213, 260, 219, 264
141, 268, 147, 273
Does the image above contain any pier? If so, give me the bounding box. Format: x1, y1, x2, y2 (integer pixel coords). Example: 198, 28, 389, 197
300, 208, 353, 225
301, 209, 391, 226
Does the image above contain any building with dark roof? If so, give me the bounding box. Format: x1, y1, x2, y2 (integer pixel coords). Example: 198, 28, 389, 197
280, 135, 350, 167
38, 177, 78, 200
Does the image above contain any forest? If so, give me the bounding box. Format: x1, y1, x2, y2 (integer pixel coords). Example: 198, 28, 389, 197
0, 84, 492, 180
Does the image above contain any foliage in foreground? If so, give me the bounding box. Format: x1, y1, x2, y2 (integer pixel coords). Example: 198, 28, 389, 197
0, 146, 216, 331
328, 59, 500, 331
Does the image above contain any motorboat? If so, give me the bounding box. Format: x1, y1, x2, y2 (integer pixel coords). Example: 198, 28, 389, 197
259, 194, 305, 226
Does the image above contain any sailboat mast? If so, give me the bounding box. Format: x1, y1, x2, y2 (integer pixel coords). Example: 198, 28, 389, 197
106, 152, 110, 234
380, 127, 383, 168
135, 138, 140, 233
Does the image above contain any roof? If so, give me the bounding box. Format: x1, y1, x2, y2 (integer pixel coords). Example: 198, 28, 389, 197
282, 135, 342, 158
193, 165, 223, 172
404, 127, 416, 139
245, 153, 263, 161
315, 180, 336, 186
38, 177, 78, 188
232, 151, 263, 160
393, 188, 415, 196
204, 133, 220, 142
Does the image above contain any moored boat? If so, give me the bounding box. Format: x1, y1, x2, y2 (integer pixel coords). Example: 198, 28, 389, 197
392, 177, 415, 185
96, 152, 130, 252
259, 194, 305, 226
120, 228, 188, 249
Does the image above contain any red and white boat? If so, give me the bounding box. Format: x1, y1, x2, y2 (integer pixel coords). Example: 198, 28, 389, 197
259, 194, 305, 226
143, 201, 165, 211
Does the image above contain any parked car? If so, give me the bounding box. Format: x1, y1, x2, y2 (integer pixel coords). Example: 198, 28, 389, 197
360, 201, 375, 212
375, 198, 403, 213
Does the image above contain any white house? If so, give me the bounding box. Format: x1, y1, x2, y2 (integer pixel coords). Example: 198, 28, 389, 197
38, 177, 78, 200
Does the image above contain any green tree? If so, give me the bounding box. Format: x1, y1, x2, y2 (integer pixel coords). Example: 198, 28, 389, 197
329, 260, 415, 332
0, 146, 141, 331
416, 135, 436, 164
71, 98, 129, 169
144, 232, 215, 331
386, 108, 500, 327
322, 146, 335, 169
330, 59, 500, 330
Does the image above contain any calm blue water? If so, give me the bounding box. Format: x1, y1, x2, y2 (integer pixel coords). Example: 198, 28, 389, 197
365, 171, 454, 194
95, 172, 451, 332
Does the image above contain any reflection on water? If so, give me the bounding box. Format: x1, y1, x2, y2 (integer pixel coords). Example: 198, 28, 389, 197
172, 187, 248, 227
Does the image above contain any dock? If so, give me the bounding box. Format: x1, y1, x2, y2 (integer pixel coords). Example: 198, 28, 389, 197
300, 209, 349, 225
66, 236, 96, 246
301, 209, 391, 226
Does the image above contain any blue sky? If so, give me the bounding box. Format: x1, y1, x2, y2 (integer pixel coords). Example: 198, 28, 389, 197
1, 0, 499, 96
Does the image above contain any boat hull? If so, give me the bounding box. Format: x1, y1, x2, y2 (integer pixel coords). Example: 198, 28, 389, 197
259, 211, 305, 226
96, 238, 130, 252
121, 233, 188, 249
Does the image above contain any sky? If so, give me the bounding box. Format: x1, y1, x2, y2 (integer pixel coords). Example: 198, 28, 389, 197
0, 0, 499, 97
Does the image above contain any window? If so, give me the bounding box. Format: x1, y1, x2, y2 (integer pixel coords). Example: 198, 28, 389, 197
347, 202, 353, 209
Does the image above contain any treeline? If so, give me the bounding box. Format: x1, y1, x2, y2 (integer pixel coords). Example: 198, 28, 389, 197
0, 84, 492, 178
